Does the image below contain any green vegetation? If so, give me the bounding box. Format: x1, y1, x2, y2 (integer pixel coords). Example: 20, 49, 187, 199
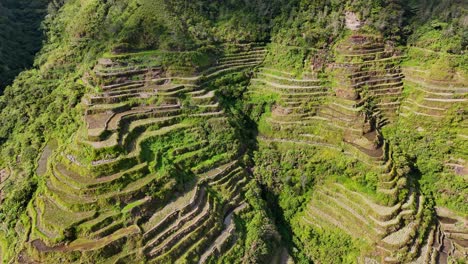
0, 0, 466, 263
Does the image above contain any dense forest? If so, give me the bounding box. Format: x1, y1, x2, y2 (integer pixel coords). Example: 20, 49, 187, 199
0, 0, 466, 263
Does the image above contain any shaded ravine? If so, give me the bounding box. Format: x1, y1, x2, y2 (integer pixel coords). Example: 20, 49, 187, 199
0, 0, 49, 92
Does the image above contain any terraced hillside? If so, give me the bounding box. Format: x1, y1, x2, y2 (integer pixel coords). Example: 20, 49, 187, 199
394, 46, 468, 263
18, 44, 276, 263
1, 1, 467, 263
251, 33, 401, 164
248, 31, 467, 263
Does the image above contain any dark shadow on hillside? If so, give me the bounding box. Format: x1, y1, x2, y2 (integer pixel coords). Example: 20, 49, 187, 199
214, 69, 304, 263
0, 0, 49, 93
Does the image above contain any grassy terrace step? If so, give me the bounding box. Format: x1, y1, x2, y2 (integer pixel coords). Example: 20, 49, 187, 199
177, 222, 223, 263
399, 108, 443, 119
221, 49, 266, 59
86, 91, 157, 105
303, 186, 426, 261
45, 167, 159, 211
331, 184, 404, 221
201, 61, 263, 76
121, 115, 181, 149
141, 186, 201, 235
319, 104, 364, 122
79, 210, 121, 233
319, 186, 416, 235
279, 91, 329, 99
150, 214, 219, 263
196, 103, 221, 113
33, 194, 95, 234
202, 64, 260, 84
199, 160, 238, 181
251, 78, 324, 92
259, 67, 296, 78
411, 86, 465, 99
334, 56, 403, 68
314, 116, 363, 135
403, 76, 468, 93
336, 46, 385, 55
369, 86, 403, 96
86, 112, 115, 131
30, 198, 61, 241
198, 203, 247, 264
219, 53, 266, 64
191, 153, 233, 175
226, 179, 248, 204
265, 116, 361, 138
378, 171, 401, 190
303, 199, 374, 240
342, 50, 393, 59
215, 170, 245, 195
155, 197, 236, 263
94, 67, 152, 77
305, 192, 380, 241
141, 161, 237, 239
258, 136, 342, 151
190, 90, 216, 104
90, 218, 126, 239
214, 54, 265, 64
102, 82, 144, 92
408, 228, 436, 264
381, 220, 419, 251
247, 85, 327, 104
401, 103, 444, 116
64, 121, 189, 179
401, 100, 446, 114
93, 86, 188, 102
327, 101, 364, 118
256, 72, 322, 86
402, 66, 465, 82
94, 61, 161, 72
208, 167, 243, 187
52, 162, 149, 194
169, 140, 209, 157
346, 67, 402, 78
423, 97, 467, 103
107, 105, 180, 131
149, 76, 201, 86
84, 114, 182, 159
143, 188, 209, 252
85, 101, 146, 116
352, 79, 404, 91
146, 194, 215, 259
32, 225, 140, 253
172, 145, 214, 167
97, 84, 180, 97
347, 71, 403, 84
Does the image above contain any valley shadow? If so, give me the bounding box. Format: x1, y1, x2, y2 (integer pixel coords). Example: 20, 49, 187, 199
0, 0, 49, 93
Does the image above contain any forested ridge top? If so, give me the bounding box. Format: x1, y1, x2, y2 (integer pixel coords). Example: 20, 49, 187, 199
0, 0, 466, 263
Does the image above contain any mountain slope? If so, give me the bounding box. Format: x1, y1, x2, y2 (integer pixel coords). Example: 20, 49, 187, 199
0, 0, 466, 263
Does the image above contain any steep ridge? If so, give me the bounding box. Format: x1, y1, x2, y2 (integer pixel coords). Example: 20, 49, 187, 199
251, 33, 401, 165
247, 32, 451, 263
24, 44, 267, 263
